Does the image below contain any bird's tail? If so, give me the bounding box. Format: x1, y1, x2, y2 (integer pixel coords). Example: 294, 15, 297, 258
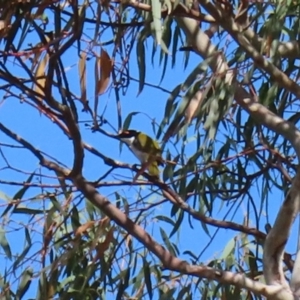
147, 161, 160, 178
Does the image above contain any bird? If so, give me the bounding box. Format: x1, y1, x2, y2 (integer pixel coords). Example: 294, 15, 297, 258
117, 129, 164, 178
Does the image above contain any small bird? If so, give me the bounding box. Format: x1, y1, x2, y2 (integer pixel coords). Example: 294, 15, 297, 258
117, 129, 164, 178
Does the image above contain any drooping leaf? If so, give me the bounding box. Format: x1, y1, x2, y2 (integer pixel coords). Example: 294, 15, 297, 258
123, 112, 139, 130
97, 48, 113, 95
151, 0, 162, 45
0, 227, 12, 260
16, 268, 34, 300
9, 170, 34, 202
34, 54, 48, 100
143, 258, 153, 300
78, 51, 87, 109
137, 37, 146, 95
159, 227, 176, 256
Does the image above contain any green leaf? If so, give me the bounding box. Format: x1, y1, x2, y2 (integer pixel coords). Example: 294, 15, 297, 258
159, 42, 169, 83
159, 227, 176, 255
151, 0, 162, 45
246, 249, 258, 274
1, 173, 36, 219
160, 287, 176, 300
13, 207, 46, 215
137, 35, 146, 95
155, 215, 176, 226
169, 210, 184, 238
181, 58, 211, 92
12, 230, 31, 271
0, 227, 12, 260
163, 0, 172, 15
49, 194, 63, 214
177, 284, 191, 300
143, 258, 153, 299
186, 176, 198, 194
160, 84, 181, 125
0, 191, 12, 202
172, 25, 180, 68
0, 192, 13, 218
13, 172, 35, 200
123, 112, 139, 130
182, 250, 198, 261
220, 237, 236, 260
160, 17, 172, 65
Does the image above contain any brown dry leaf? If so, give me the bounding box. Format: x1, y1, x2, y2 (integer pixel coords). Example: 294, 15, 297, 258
95, 227, 114, 258
97, 48, 113, 95
0, 20, 9, 39
47, 281, 55, 299
265, 35, 272, 58
98, 216, 110, 228
0, 20, 5, 31
34, 53, 48, 100
163, 90, 205, 141
30, 49, 43, 71
101, 0, 110, 12
42, 221, 56, 258
94, 55, 100, 94
78, 52, 87, 108
185, 90, 203, 124
90, 217, 111, 250
94, 55, 100, 117
75, 220, 95, 237
125, 234, 132, 249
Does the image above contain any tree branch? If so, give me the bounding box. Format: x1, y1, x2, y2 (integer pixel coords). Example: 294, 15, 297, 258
175, 15, 300, 293
263, 168, 300, 287
199, 0, 300, 99
0, 123, 69, 177
73, 175, 294, 299
109, 0, 300, 58
176, 16, 300, 160
0, 122, 294, 299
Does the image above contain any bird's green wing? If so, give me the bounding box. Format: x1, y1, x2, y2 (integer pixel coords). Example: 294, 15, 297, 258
152, 139, 161, 152
136, 133, 163, 165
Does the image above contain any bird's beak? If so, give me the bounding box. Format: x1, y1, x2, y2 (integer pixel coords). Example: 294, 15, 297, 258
109, 131, 127, 140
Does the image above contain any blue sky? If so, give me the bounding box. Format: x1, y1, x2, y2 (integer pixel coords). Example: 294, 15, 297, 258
0, 3, 295, 299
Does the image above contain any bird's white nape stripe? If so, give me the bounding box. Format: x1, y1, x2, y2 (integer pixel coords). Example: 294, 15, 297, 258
120, 136, 135, 146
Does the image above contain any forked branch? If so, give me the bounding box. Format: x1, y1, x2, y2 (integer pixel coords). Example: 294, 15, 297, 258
0, 122, 293, 299
175, 15, 300, 295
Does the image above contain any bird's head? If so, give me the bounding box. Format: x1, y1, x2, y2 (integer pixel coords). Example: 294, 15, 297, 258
117, 129, 140, 146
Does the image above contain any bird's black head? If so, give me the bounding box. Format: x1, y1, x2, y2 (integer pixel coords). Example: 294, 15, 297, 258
117, 129, 140, 138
